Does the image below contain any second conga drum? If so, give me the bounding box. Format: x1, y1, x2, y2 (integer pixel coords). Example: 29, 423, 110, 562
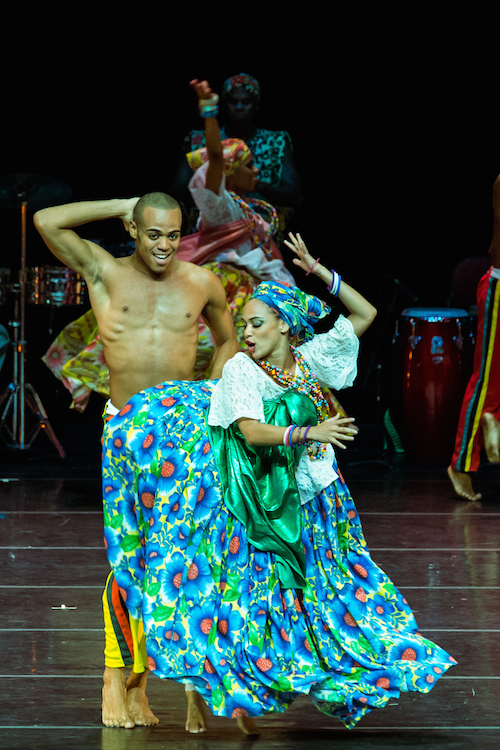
392, 308, 474, 463
26, 266, 86, 306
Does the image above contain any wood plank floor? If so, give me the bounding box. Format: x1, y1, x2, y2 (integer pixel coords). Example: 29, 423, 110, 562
1, 441, 499, 750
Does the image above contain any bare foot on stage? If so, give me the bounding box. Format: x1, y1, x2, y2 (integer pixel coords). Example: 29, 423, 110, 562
102, 667, 135, 728
482, 413, 500, 463
236, 714, 260, 736
126, 686, 159, 726
185, 690, 207, 733
447, 465, 482, 502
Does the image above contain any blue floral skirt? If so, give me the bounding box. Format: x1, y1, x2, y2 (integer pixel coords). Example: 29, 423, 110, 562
101, 380, 456, 729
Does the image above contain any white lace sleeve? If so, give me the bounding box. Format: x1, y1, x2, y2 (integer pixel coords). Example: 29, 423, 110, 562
298, 314, 359, 390
189, 165, 241, 230
207, 353, 266, 428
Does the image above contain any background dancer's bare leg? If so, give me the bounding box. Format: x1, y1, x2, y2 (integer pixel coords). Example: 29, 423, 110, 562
482, 413, 500, 463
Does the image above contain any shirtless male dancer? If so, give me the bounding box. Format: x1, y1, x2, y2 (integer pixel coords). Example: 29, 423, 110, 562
34, 192, 239, 731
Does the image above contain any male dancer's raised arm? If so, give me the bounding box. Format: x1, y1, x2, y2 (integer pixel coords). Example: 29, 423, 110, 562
34, 198, 138, 280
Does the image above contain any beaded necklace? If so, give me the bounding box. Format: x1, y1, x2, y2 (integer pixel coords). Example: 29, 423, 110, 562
257, 345, 330, 460
228, 191, 278, 261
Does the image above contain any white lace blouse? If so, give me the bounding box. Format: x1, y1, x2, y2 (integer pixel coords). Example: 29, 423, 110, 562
188, 163, 295, 285
208, 315, 359, 504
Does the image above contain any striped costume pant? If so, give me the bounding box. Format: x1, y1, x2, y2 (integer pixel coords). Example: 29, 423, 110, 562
451, 267, 500, 473
103, 571, 146, 672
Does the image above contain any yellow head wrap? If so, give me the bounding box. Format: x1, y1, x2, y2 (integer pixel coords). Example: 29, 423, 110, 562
186, 138, 251, 177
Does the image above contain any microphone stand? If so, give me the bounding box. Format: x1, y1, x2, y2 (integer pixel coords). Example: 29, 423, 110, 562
0, 187, 66, 458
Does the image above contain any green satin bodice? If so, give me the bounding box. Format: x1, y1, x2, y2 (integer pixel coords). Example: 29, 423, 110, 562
207, 390, 318, 589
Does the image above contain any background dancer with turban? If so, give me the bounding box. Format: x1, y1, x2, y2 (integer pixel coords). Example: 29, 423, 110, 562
182, 79, 294, 284
200, 233, 456, 727
177, 77, 296, 379
170, 72, 303, 243
34, 192, 239, 732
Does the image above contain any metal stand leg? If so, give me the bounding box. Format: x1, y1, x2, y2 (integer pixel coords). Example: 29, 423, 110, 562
0, 377, 66, 458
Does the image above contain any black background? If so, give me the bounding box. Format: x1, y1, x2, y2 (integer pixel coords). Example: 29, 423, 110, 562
0, 15, 498, 445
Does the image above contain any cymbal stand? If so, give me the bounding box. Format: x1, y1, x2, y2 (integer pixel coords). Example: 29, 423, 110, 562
0, 198, 66, 458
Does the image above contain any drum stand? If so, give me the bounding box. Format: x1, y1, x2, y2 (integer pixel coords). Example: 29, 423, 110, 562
348, 277, 418, 470
0, 198, 66, 458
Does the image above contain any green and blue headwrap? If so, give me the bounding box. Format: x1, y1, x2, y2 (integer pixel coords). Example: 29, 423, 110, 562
251, 281, 331, 343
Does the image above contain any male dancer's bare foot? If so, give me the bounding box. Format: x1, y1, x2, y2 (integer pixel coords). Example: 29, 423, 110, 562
102, 667, 135, 728
447, 465, 482, 501
185, 689, 207, 733
126, 686, 159, 726
482, 413, 500, 463
236, 714, 260, 736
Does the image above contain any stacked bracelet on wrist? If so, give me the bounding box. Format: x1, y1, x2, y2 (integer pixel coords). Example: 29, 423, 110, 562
328, 269, 341, 297
198, 93, 219, 118
284, 425, 312, 447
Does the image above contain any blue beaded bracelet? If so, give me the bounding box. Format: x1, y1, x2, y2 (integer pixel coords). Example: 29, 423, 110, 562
199, 94, 219, 119
199, 106, 219, 118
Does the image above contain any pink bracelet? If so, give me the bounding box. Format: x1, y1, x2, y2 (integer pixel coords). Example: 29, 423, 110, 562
306, 258, 320, 276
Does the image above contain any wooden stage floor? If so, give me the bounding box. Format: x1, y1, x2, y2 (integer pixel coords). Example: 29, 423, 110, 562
1, 440, 499, 750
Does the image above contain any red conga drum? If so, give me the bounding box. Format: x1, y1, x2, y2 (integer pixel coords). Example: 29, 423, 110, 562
392, 308, 474, 462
